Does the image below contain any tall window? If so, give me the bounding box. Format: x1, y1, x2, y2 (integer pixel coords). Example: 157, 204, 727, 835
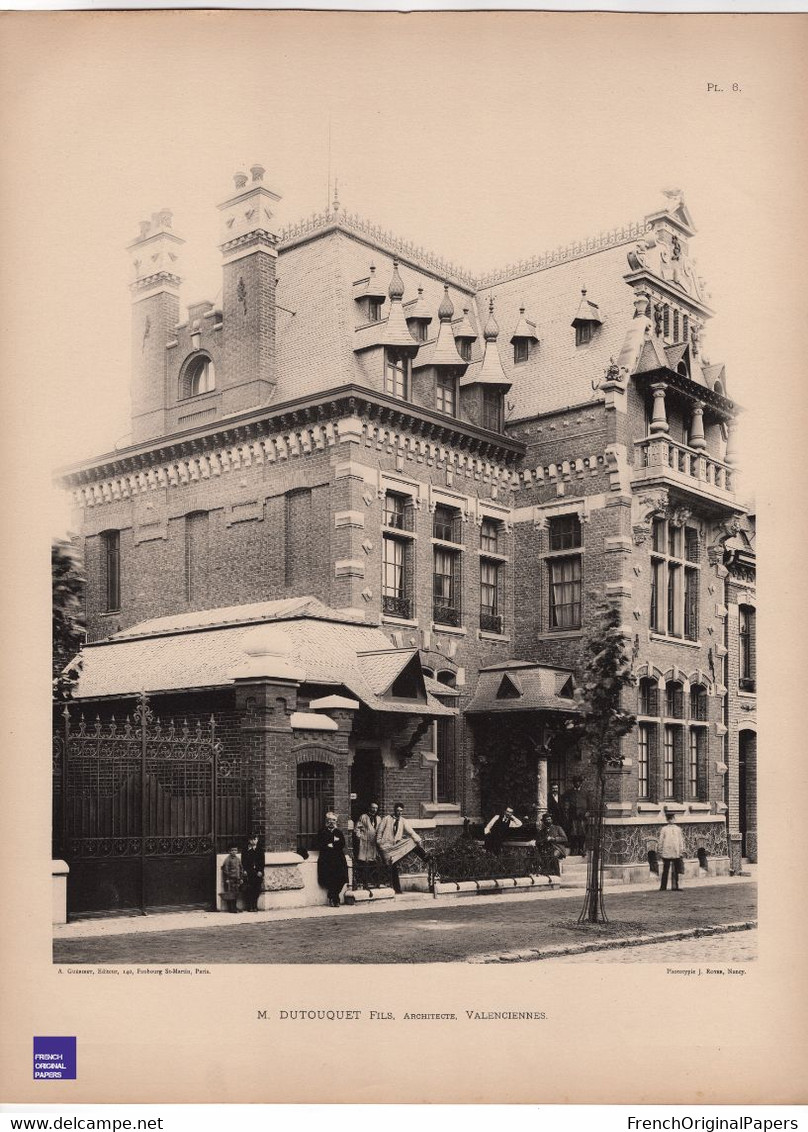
480, 559, 503, 633
663, 305, 671, 339
384, 348, 409, 399
368, 298, 382, 322
688, 728, 705, 800
457, 338, 472, 362
382, 536, 410, 619
638, 724, 651, 800
433, 548, 460, 626
513, 339, 529, 364
184, 511, 209, 603
482, 389, 503, 432
663, 726, 676, 799
101, 529, 120, 613
547, 514, 582, 631
650, 518, 700, 640
436, 371, 457, 416
673, 309, 680, 342
739, 606, 755, 691
183, 355, 216, 398
436, 718, 457, 803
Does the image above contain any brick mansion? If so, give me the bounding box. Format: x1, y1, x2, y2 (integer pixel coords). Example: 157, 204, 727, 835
55, 166, 756, 916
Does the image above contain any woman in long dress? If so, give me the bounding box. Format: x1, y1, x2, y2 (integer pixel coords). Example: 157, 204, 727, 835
316, 812, 350, 907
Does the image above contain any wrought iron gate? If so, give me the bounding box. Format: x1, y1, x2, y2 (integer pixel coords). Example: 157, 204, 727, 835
55, 693, 250, 916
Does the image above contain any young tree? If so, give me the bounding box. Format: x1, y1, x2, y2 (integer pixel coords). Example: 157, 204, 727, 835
570, 596, 637, 923
53, 537, 85, 701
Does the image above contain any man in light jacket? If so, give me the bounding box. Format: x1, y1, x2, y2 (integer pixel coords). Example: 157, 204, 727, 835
354, 801, 381, 890
377, 803, 427, 894
657, 809, 685, 891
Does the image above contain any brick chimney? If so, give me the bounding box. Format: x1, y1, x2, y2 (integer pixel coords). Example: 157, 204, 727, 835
127, 210, 184, 444
218, 164, 282, 415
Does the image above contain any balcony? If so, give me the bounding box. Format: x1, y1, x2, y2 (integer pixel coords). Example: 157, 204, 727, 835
633, 437, 737, 510
433, 603, 461, 628
479, 611, 503, 634
383, 595, 412, 620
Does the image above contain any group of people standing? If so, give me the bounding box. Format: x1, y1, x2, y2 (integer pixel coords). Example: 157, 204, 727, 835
319, 802, 430, 905
483, 775, 592, 879
220, 835, 266, 913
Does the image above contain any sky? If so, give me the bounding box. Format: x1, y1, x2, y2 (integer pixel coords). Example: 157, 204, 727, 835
1, 11, 806, 531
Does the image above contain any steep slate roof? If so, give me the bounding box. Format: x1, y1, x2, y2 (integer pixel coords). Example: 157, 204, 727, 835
465, 663, 578, 714
74, 600, 453, 716
267, 203, 724, 421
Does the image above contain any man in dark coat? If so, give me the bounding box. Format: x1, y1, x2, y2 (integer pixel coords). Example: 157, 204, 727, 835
547, 782, 564, 828
241, 834, 265, 912
561, 775, 590, 856
316, 812, 349, 907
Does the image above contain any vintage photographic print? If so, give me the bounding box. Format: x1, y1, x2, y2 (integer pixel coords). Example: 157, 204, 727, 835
2, 9, 806, 1106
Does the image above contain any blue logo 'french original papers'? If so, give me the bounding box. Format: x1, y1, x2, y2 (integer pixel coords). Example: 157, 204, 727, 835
33, 1036, 77, 1079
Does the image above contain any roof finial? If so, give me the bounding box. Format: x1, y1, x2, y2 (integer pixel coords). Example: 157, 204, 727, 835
484, 297, 499, 341
333, 177, 340, 214
388, 259, 405, 302
438, 284, 454, 322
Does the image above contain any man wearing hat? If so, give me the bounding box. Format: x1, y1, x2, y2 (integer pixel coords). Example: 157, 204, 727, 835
657, 808, 685, 891
484, 805, 523, 854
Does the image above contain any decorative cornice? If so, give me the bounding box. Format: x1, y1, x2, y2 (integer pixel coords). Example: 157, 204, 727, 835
130, 272, 181, 295
56, 385, 525, 503
220, 229, 279, 257
277, 208, 652, 290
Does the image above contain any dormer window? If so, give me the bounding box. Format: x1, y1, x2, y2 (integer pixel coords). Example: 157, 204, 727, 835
368, 298, 383, 323
457, 339, 472, 362
181, 354, 216, 398
384, 348, 409, 400
571, 289, 602, 347
510, 305, 538, 364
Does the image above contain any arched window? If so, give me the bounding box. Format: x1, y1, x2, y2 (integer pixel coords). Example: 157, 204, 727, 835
689, 684, 708, 721
181, 354, 216, 399
665, 681, 684, 719
639, 677, 659, 716
296, 762, 334, 852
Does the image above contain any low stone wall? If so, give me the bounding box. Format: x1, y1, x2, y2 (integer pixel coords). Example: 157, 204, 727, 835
602, 817, 728, 866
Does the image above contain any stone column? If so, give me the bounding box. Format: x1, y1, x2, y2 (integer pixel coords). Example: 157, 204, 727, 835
649, 383, 670, 435
725, 419, 740, 466
689, 402, 707, 451
536, 757, 548, 817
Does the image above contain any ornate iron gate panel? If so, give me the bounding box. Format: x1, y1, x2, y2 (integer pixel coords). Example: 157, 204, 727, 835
58, 693, 248, 917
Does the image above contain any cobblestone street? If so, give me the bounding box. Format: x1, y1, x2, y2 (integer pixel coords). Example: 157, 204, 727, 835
54, 878, 756, 965
554, 927, 757, 963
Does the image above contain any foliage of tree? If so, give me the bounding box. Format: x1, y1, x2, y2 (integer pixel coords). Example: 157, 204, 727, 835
53, 537, 85, 701
569, 596, 637, 923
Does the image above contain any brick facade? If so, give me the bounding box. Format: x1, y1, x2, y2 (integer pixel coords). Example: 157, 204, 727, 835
60, 177, 754, 870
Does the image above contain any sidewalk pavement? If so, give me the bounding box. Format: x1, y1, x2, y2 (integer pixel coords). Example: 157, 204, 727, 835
54, 865, 757, 940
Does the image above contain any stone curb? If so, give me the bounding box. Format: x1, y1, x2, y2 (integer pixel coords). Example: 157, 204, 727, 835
467, 920, 758, 963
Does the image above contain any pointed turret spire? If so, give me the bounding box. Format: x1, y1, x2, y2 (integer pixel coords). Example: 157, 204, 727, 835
413, 284, 466, 370
476, 298, 510, 387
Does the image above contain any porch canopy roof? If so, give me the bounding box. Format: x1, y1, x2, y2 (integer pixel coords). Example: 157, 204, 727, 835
72, 596, 454, 717
465, 660, 579, 715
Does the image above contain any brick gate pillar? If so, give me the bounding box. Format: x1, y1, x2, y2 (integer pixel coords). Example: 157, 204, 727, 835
232, 627, 305, 852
